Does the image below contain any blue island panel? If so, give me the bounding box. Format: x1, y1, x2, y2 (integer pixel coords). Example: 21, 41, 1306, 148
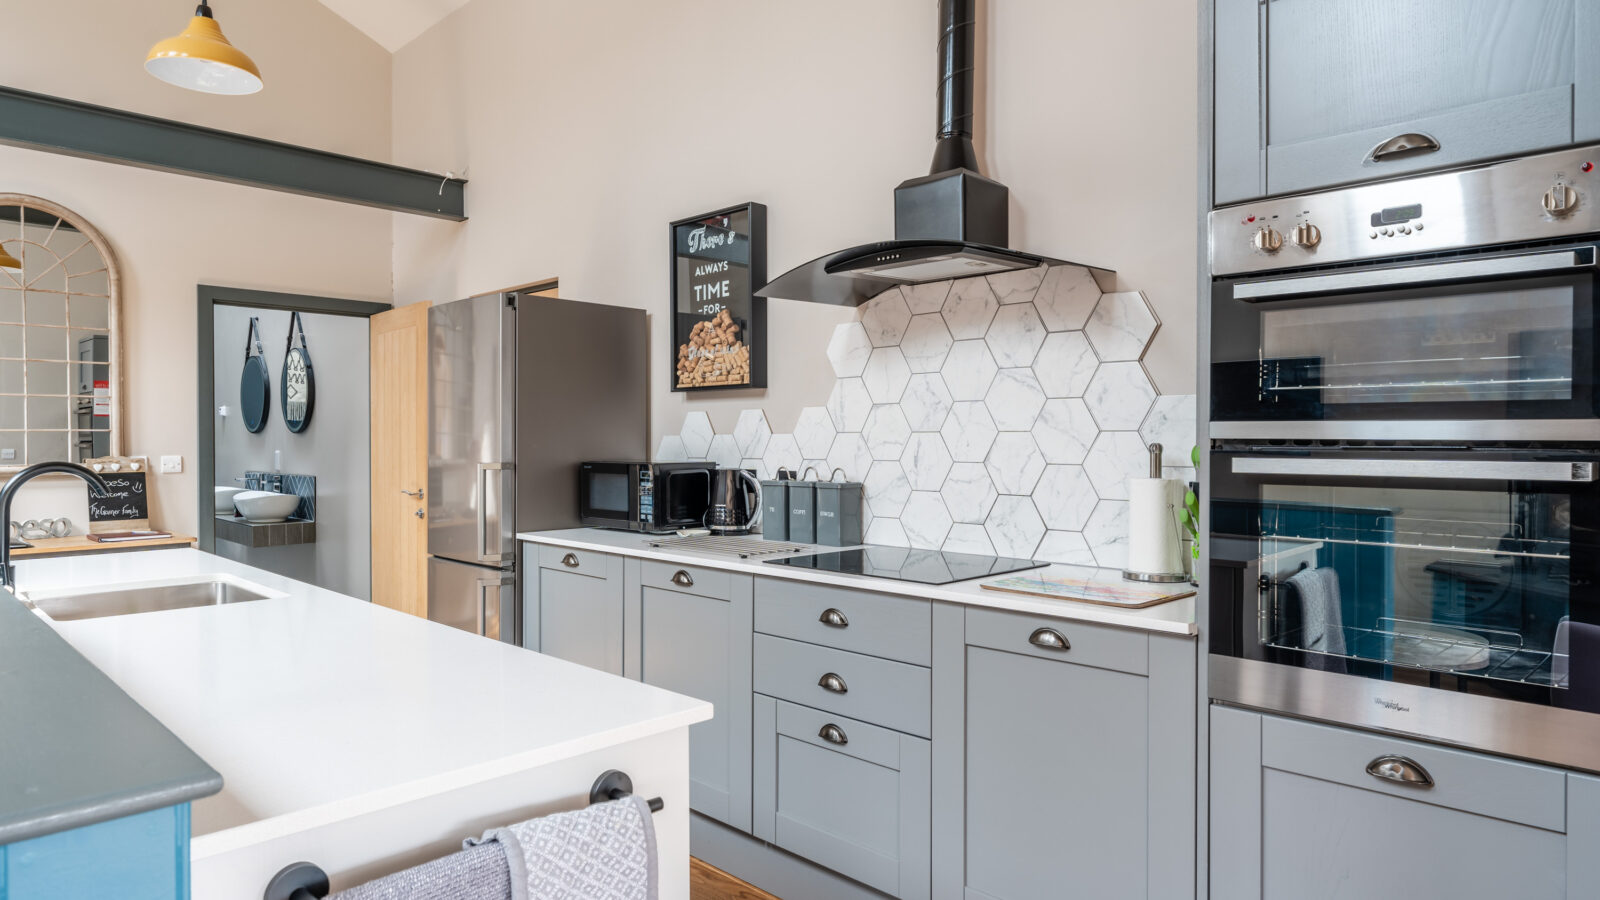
1, 804, 189, 900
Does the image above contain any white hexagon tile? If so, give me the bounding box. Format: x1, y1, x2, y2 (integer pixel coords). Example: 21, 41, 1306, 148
942, 278, 1000, 340
863, 406, 911, 460
900, 281, 952, 315
733, 409, 771, 458
1033, 265, 1102, 331
1033, 398, 1097, 465
940, 402, 998, 463
985, 432, 1046, 495
1083, 431, 1150, 501
901, 374, 953, 432
986, 303, 1046, 368
646, 265, 1197, 571
826, 322, 873, 377
902, 432, 953, 491
986, 265, 1047, 305
1084, 361, 1156, 431
985, 369, 1046, 431
941, 462, 998, 524
1085, 291, 1159, 362
1033, 331, 1098, 399
826, 378, 873, 432
862, 347, 912, 404
900, 314, 954, 373
860, 290, 911, 346
941, 340, 998, 401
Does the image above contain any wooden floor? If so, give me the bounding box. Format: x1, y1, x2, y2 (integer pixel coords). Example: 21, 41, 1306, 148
691, 857, 781, 900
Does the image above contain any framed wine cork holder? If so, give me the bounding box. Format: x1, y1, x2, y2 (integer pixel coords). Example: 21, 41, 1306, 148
669, 202, 767, 391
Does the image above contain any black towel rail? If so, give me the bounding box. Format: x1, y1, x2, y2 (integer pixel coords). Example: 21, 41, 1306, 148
263, 769, 663, 900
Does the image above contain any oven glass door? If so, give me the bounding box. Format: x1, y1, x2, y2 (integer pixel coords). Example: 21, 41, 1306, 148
1212, 244, 1598, 425
1210, 447, 1600, 712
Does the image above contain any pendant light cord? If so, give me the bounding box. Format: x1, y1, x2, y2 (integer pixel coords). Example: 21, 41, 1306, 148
195, 1, 213, 18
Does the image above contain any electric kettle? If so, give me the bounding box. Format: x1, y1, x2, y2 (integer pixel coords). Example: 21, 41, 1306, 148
707, 467, 762, 534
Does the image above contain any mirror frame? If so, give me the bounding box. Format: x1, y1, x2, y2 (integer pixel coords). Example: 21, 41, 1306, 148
0, 194, 123, 472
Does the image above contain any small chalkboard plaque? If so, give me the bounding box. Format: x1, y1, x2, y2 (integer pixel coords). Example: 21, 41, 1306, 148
89, 471, 150, 531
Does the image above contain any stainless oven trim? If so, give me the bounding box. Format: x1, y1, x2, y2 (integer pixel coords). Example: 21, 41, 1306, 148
1231, 456, 1596, 482
1232, 248, 1592, 300
1210, 655, 1600, 774
1209, 419, 1600, 441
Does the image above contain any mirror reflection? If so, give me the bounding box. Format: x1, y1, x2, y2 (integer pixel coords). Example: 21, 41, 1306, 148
0, 198, 117, 468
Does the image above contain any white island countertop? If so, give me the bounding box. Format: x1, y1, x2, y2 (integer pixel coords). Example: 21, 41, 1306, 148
15, 549, 712, 863
519, 528, 1197, 636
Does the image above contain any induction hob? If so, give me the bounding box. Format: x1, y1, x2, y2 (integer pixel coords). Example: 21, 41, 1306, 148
765, 547, 1046, 585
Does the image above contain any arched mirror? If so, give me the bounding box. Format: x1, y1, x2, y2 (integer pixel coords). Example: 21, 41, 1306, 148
0, 195, 121, 470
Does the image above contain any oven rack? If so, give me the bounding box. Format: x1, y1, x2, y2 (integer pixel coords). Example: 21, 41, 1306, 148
1259, 521, 1570, 561
1267, 617, 1568, 689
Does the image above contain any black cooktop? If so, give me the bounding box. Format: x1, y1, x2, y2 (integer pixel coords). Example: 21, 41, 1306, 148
765, 547, 1045, 585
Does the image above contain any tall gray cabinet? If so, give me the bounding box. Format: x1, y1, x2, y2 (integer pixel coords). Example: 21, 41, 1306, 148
1214, 0, 1600, 203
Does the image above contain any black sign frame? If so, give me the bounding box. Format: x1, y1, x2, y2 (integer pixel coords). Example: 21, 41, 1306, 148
669, 202, 767, 392
88, 471, 149, 524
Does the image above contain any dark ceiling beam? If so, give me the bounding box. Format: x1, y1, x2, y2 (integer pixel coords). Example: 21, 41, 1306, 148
0, 85, 466, 221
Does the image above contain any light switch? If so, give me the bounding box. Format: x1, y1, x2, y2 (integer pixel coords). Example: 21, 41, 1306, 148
160, 455, 183, 474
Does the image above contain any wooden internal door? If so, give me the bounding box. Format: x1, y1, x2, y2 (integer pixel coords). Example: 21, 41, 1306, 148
370, 302, 430, 616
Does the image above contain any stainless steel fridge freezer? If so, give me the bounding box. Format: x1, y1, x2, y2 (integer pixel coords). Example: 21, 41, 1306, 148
426, 289, 648, 642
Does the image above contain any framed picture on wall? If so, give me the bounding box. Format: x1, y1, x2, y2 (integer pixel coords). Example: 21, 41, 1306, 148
669, 202, 767, 391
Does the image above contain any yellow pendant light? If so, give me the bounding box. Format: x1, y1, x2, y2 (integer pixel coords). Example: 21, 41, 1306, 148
145, 2, 262, 95
0, 244, 21, 272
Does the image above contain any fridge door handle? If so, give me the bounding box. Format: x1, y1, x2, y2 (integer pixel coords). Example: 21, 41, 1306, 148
477, 570, 512, 640
477, 462, 513, 563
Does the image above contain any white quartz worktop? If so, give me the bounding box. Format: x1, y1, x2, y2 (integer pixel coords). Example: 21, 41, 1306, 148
519, 528, 1197, 636
15, 549, 712, 862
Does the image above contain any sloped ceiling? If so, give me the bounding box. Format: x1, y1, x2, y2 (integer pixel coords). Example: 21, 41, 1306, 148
316, 0, 470, 52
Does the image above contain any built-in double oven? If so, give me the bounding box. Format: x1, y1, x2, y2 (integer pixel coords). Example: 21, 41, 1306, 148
1208, 145, 1600, 772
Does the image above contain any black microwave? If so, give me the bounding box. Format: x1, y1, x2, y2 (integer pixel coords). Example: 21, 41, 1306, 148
579, 461, 712, 532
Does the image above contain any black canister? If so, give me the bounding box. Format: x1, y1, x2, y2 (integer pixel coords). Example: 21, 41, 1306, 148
814, 476, 864, 546
760, 478, 789, 540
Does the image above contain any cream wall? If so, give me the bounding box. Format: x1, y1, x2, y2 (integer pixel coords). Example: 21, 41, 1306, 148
2, 0, 395, 533
390, 0, 1199, 445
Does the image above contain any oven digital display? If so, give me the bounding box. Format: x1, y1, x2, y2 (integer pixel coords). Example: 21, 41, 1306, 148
1370, 204, 1423, 226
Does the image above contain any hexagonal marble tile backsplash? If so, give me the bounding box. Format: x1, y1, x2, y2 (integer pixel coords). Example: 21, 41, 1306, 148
655, 265, 1198, 569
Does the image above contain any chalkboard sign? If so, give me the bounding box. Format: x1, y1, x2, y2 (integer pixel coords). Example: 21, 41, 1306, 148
89, 472, 150, 525
670, 202, 767, 391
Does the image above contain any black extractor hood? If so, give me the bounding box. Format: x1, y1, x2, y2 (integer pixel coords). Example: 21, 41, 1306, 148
757, 0, 1098, 307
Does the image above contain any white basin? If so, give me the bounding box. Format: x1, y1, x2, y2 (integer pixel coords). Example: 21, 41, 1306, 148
232, 490, 301, 524
215, 485, 247, 515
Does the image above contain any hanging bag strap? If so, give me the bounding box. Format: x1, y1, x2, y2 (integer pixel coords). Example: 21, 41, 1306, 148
284, 310, 309, 356
245, 316, 264, 361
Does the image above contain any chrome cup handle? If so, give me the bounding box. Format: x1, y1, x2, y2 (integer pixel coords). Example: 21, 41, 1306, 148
1366, 755, 1434, 788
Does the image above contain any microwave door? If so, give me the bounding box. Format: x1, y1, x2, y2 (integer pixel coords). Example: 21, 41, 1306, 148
428, 295, 515, 565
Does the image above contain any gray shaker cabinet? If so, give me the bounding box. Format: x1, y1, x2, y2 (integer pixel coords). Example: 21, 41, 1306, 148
522, 544, 624, 674
1210, 705, 1600, 899
932, 606, 1197, 900
1214, 0, 1600, 203
626, 559, 754, 833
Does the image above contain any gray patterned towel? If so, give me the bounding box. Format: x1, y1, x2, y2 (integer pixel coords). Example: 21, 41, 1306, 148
470, 796, 658, 900
330, 841, 512, 900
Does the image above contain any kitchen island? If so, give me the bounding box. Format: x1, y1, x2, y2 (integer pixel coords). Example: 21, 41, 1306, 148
11, 548, 712, 899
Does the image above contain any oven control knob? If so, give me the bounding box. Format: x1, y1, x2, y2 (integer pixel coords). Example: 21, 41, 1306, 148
1543, 185, 1579, 216
1252, 226, 1284, 253
1290, 222, 1322, 248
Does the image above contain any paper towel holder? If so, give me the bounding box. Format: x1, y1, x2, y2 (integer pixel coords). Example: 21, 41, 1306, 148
1122, 443, 1191, 584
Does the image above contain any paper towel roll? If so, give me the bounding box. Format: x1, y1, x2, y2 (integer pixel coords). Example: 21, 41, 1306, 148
1125, 477, 1183, 576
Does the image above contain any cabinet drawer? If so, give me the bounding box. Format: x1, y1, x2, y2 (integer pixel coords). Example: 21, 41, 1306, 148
754, 696, 931, 900
1261, 714, 1567, 832
640, 559, 732, 599
536, 544, 614, 578
755, 578, 931, 665
965, 606, 1148, 676
754, 634, 930, 738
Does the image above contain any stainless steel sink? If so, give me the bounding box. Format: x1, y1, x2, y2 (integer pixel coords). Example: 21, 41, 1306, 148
24, 576, 276, 621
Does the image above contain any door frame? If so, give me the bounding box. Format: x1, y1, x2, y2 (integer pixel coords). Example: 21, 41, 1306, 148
196, 285, 389, 553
